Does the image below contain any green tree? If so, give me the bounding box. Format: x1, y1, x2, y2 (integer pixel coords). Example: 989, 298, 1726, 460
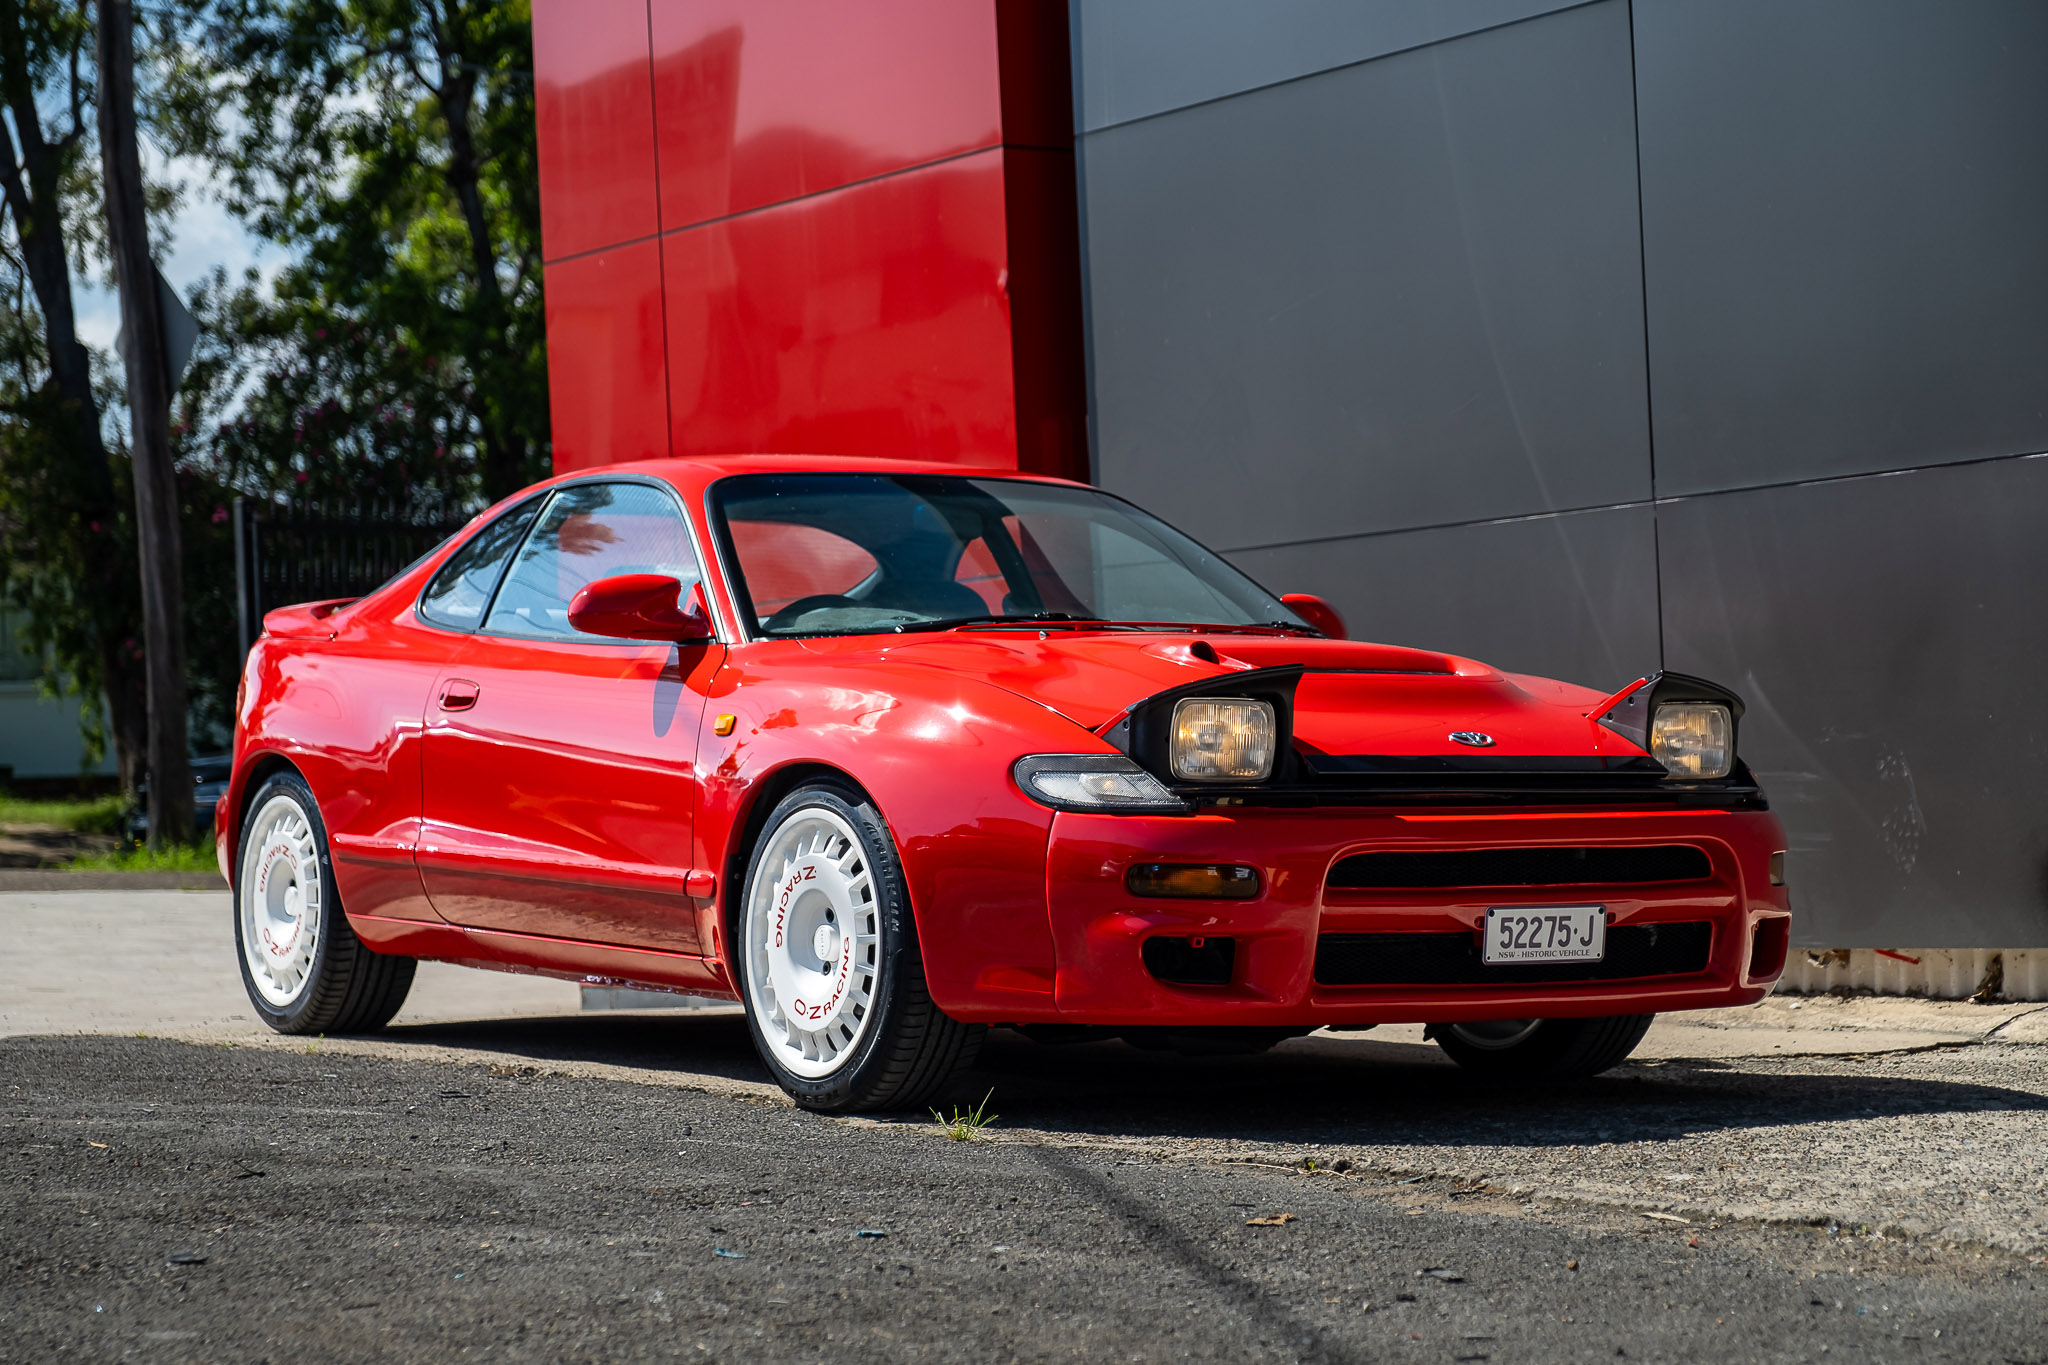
167, 0, 547, 503
0, 0, 149, 791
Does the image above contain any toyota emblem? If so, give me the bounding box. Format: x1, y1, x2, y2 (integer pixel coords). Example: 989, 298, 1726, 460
1448, 731, 1495, 747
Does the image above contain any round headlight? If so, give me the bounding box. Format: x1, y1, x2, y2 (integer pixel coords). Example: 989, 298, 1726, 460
1650, 702, 1733, 779
1170, 697, 1276, 782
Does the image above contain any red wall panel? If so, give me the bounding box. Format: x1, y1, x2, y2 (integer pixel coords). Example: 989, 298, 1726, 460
661, 149, 1018, 466
533, 0, 1086, 481
545, 240, 671, 473
648, 0, 1004, 232
533, 0, 659, 263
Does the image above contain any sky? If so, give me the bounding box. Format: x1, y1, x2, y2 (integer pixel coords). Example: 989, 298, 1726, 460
72, 146, 287, 355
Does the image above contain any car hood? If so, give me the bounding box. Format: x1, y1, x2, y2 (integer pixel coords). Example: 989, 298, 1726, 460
806, 630, 1630, 760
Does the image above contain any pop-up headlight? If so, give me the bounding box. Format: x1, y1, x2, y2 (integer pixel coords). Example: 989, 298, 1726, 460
1650, 702, 1734, 779
1169, 697, 1276, 782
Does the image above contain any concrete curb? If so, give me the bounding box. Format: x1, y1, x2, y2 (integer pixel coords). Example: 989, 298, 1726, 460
0, 869, 222, 891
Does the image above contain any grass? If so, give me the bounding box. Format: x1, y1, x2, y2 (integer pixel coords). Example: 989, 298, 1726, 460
0, 791, 128, 833
67, 842, 218, 874
932, 1090, 998, 1142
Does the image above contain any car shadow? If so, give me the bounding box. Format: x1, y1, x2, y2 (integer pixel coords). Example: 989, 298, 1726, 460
961, 1029, 2047, 1149
377, 1011, 769, 1089
368, 1012, 2046, 1152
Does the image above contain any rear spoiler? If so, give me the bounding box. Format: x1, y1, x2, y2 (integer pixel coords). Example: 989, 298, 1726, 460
261, 598, 359, 640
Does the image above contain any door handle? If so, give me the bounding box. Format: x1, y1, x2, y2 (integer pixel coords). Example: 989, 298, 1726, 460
440, 679, 480, 711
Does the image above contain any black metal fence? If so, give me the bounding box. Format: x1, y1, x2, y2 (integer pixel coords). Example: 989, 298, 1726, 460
233, 497, 472, 657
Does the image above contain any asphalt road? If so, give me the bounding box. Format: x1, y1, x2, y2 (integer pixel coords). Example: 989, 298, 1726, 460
7, 1026, 2047, 1364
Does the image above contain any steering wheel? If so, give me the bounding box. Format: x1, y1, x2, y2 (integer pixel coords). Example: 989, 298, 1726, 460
762, 594, 864, 632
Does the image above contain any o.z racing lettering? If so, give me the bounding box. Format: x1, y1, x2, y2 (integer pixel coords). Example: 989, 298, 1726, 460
791, 937, 855, 1023
771, 863, 818, 947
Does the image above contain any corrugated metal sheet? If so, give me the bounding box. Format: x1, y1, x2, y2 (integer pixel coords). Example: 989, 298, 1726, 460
1777, 949, 2048, 1001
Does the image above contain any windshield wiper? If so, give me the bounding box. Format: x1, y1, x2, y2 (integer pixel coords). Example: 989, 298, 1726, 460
892, 611, 1104, 634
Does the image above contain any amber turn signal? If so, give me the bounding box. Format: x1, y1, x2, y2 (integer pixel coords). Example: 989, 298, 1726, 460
713, 714, 737, 736
1126, 863, 1261, 899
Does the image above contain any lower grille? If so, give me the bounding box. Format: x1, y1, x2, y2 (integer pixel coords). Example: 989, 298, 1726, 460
1314, 921, 1713, 986
1328, 845, 1711, 890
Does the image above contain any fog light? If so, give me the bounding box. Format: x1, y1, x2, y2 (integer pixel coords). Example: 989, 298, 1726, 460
1126, 863, 1261, 899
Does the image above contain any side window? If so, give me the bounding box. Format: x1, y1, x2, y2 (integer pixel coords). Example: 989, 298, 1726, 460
484, 483, 699, 641
418, 497, 542, 631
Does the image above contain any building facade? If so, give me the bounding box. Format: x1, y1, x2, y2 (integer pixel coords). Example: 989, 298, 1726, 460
531, 0, 2048, 951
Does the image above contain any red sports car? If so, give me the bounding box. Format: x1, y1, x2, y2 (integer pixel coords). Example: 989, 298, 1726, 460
221, 456, 1790, 1111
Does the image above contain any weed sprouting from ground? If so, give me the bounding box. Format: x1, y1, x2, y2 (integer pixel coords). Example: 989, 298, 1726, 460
931, 1090, 997, 1142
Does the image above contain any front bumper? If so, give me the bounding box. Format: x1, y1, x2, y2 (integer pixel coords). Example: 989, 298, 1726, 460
1016, 804, 1789, 1027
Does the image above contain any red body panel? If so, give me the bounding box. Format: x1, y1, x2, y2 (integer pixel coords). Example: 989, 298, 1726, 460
219, 457, 1791, 1029
418, 634, 723, 954
1038, 807, 1786, 1027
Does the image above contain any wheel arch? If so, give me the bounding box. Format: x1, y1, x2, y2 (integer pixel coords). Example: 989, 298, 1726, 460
223, 750, 308, 889
719, 760, 878, 964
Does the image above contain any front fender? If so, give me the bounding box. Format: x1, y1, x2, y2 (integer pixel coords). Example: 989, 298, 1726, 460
697, 646, 1110, 1019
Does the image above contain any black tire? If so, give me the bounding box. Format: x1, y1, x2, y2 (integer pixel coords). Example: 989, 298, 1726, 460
735, 780, 982, 1112
1430, 1014, 1654, 1082
233, 770, 415, 1034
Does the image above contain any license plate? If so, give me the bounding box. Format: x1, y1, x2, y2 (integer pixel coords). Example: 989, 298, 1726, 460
1483, 905, 1606, 964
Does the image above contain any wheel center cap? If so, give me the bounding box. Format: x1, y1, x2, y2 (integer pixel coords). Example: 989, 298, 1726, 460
813, 923, 839, 961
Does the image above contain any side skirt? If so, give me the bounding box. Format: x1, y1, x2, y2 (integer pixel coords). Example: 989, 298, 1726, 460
346, 912, 739, 1000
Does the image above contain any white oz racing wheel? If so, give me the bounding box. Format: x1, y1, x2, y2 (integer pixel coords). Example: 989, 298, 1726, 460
233, 770, 415, 1034
738, 782, 981, 1111
241, 791, 324, 1007
745, 805, 881, 1076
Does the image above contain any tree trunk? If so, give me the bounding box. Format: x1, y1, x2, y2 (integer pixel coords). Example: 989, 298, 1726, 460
98, 0, 192, 845
0, 11, 150, 797
434, 45, 529, 500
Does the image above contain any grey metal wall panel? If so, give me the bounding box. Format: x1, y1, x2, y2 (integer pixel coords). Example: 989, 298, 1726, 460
1073, 0, 1586, 131
1085, 0, 1649, 554
1637, 0, 2048, 496
1228, 504, 1660, 695
1658, 457, 2048, 949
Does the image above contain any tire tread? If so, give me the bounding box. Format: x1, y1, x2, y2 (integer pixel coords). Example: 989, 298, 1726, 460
1434, 1012, 1654, 1083
237, 771, 415, 1036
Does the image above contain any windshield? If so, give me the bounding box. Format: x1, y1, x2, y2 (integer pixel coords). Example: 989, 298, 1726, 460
710, 473, 1308, 638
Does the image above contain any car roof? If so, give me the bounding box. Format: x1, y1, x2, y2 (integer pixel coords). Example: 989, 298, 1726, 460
557, 454, 1090, 499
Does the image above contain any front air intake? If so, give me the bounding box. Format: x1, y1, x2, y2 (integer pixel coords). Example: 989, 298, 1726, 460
1328, 845, 1711, 891
1142, 936, 1236, 986
1314, 921, 1713, 986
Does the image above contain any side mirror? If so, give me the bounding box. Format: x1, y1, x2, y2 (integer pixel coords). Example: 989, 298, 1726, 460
1280, 592, 1346, 640
567, 574, 715, 643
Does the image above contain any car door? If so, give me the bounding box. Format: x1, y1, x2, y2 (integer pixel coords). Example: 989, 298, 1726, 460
418, 479, 724, 954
